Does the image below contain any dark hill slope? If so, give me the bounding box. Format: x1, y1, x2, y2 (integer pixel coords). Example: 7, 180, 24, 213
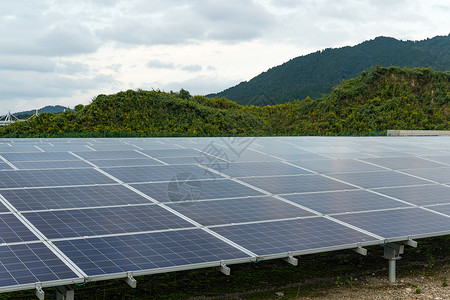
251, 66, 450, 133
208, 35, 450, 105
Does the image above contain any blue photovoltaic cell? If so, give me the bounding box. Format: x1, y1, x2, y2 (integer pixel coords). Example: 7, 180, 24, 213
373, 185, 450, 206
0, 162, 12, 170
218, 162, 312, 178
240, 175, 356, 195
53, 229, 250, 276
421, 156, 450, 165
157, 155, 226, 165
290, 159, 384, 174
402, 168, 450, 184
427, 204, 450, 216
13, 160, 92, 170
0, 214, 39, 243
87, 158, 163, 167
1, 152, 77, 162
131, 179, 263, 202
283, 190, 412, 214
37, 144, 93, 152
73, 150, 147, 160
140, 149, 201, 158
1, 185, 152, 211
211, 217, 378, 255
0, 169, 116, 189
0, 243, 79, 288
0, 146, 41, 153
101, 165, 224, 183
0, 202, 9, 213
334, 208, 450, 239
327, 171, 431, 189
166, 196, 314, 226
272, 153, 331, 161
360, 157, 446, 170
89, 144, 139, 151
23, 205, 193, 239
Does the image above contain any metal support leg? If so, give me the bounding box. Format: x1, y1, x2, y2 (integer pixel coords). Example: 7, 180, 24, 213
55, 285, 74, 300
388, 258, 396, 283
383, 243, 404, 284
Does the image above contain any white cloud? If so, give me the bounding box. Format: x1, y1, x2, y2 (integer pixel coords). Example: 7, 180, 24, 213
0, 0, 449, 115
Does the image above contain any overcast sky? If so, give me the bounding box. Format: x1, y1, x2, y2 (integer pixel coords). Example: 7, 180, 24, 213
1, 0, 449, 115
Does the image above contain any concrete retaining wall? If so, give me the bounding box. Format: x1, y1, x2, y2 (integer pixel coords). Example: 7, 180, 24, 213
387, 130, 450, 136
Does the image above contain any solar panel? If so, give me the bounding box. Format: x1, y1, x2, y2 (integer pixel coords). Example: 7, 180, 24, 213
53, 229, 251, 276
1, 152, 77, 162
166, 196, 315, 226
13, 160, 92, 170
0, 185, 152, 211
22, 205, 194, 239
218, 161, 312, 178
290, 159, 385, 174
211, 217, 379, 256
140, 149, 201, 157
73, 150, 148, 160
360, 157, 447, 170
0, 214, 39, 243
0, 243, 79, 289
333, 207, 450, 239
427, 204, 450, 216
402, 167, 450, 184
0, 169, 116, 189
87, 158, 163, 167
327, 170, 432, 189
101, 165, 224, 183
131, 179, 264, 202
0, 136, 449, 296
240, 175, 357, 194
0, 162, 12, 170
283, 190, 412, 214
372, 185, 450, 206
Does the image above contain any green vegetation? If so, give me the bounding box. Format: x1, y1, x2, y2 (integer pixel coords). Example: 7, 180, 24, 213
1, 66, 448, 137
208, 34, 450, 105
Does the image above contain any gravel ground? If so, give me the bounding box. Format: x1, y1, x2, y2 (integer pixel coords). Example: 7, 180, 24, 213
296, 264, 449, 300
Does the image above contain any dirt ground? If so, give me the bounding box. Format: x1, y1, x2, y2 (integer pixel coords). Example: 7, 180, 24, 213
295, 264, 449, 300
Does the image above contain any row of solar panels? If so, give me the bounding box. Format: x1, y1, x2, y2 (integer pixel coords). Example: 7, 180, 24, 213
0, 137, 449, 293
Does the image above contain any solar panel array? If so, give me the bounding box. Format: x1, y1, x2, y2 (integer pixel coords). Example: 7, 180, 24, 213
0, 136, 449, 293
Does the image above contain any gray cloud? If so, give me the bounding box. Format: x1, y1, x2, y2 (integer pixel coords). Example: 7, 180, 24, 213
181, 64, 202, 72
147, 60, 176, 69
98, 0, 275, 45
0, 56, 56, 72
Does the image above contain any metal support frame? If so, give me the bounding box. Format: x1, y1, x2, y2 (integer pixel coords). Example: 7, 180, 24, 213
125, 272, 137, 288
284, 253, 298, 266
35, 283, 44, 300
55, 285, 74, 300
353, 245, 368, 256
217, 261, 231, 275
404, 238, 418, 248
383, 243, 404, 283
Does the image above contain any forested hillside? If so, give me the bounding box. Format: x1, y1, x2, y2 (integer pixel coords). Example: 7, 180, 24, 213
207, 35, 450, 105
1, 67, 449, 136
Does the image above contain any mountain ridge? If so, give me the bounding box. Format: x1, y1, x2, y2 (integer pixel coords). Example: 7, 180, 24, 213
1, 66, 448, 136
207, 34, 450, 105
